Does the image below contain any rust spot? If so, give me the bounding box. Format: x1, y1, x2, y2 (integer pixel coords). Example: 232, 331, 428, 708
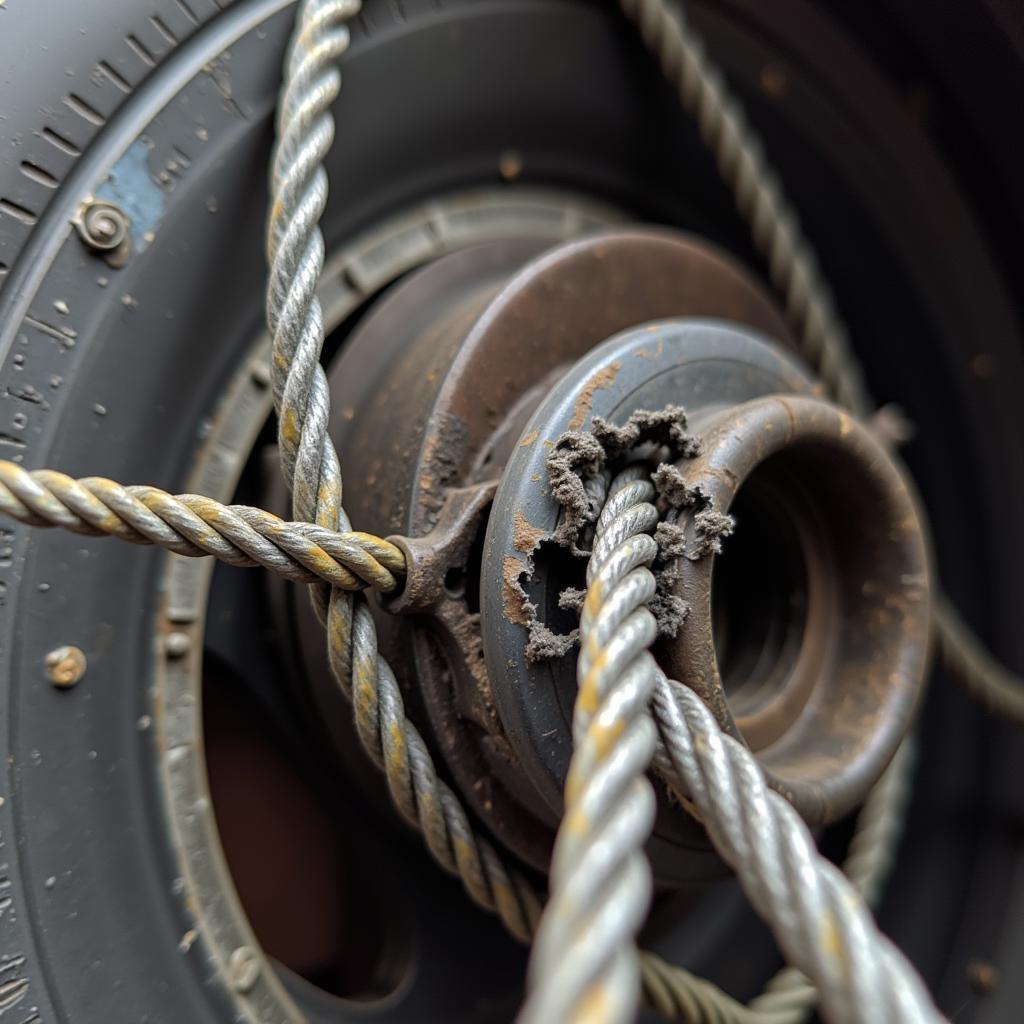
634, 336, 666, 360
280, 406, 300, 447
591, 716, 626, 759
567, 360, 621, 431
820, 910, 842, 961
512, 509, 547, 555
563, 805, 589, 838
502, 555, 533, 627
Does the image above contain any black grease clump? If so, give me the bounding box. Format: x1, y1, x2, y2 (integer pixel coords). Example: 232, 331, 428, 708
590, 405, 702, 461
545, 431, 605, 547
652, 464, 735, 560
530, 404, 736, 660
525, 622, 580, 663
647, 590, 689, 639
544, 406, 697, 552
691, 508, 735, 557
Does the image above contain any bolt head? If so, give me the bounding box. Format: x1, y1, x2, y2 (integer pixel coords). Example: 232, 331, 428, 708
75, 199, 130, 254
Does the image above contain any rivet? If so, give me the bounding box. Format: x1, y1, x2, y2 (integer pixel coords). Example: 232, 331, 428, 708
45, 645, 86, 688
498, 149, 523, 182
966, 960, 1000, 995
165, 632, 192, 658
228, 945, 261, 993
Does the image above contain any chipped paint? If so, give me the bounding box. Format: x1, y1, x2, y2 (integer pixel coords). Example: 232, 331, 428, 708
95, 139, 167, 254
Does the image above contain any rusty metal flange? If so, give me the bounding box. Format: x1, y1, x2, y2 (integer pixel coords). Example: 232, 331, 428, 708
659, 392, 932, 824
316, 228, 792, 877
482, 318, 931, 883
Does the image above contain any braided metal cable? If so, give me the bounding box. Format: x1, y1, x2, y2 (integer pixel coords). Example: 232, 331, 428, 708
932, 595, 1024, 723
0, 460, 403, 591
745, 740, 915, 1018
622, 0, 1024, 726
619, 0, 870, 416
527, 462, 934, 1024
263, 0, 544, 944
639, 741, 915, 1024
521, 467, 661, 1023
266, 0, 352, 543
652, 674, 943, 1024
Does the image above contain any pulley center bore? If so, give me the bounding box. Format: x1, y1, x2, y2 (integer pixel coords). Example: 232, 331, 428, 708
310, 226, 930, 885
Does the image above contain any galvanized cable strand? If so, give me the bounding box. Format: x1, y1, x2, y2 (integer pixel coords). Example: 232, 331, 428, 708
651, 673, 944, 1024
621, 0, 1024, 726
521, 467, 661, 1023
523, 462, 933, 1024
618, 0, 870, 417
342, 599, 543, 942
932, 595, 1024, 724
0, 460, 404, 591
639, 740, 916, 1024
264, 0, 544, 943
570, 466, 923, 1024
745, 740, 916, 1018
266, 0, 353, 543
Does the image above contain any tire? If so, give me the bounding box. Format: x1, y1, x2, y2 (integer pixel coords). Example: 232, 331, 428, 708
0, 1, 1022, 1021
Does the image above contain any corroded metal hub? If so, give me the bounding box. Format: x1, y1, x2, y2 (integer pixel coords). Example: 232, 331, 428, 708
319, 228, 792, 877
482, 316, 931, 878
481, 314, 927, 882
311, 225, 930, 885
660, 393, 931, 824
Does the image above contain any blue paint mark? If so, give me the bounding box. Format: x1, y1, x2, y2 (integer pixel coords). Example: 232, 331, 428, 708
94, 140, 167, 254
